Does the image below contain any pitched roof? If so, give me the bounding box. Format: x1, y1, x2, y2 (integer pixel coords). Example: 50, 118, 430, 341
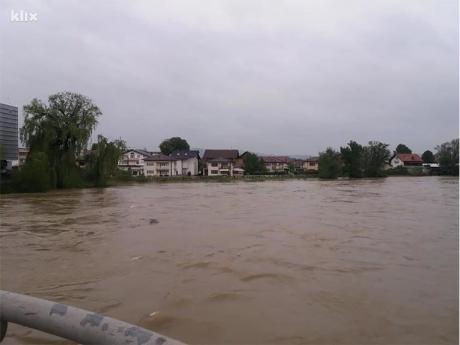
261, 156, 290, 163
144, 153, 174, 161
305, 156, 319, 162
170, 150, 200, 160
123, 149, 154, 157
202, 149, 239, 160
396, 153, 423, 163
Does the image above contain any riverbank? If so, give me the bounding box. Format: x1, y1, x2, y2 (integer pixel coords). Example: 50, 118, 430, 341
2, 167, 452, 194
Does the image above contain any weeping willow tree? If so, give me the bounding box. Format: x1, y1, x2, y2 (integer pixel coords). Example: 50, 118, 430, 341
86, 135, 126, 186
20, 92, 101, 189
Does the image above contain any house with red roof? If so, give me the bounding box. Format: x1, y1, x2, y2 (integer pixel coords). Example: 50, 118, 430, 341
389, 153, 424, 168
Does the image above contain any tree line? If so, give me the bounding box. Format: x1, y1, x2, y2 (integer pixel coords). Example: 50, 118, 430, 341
317, 139, 459, 179
3, 92, 127, 192
2, 91, 458, 192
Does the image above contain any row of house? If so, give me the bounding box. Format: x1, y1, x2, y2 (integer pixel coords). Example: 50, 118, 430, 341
117, 149, 320, 177
118, 149, 200, 177
13, 148, 432, 176
118, 149, 434, 177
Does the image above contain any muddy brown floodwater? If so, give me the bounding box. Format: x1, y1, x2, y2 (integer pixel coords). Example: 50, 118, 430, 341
0, 177, 458, 345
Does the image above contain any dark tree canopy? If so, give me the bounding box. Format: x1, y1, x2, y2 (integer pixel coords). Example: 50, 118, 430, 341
395, 144, 412, 154
86, 135, 126, 186
159, 137, 190, 155
243, 152, 266, 175
340, 140, 363, 178
421, 150, 435, 163
20, 92, 101, 188
362, 141, 391, 177
318, 148, 342, 179
436, 139, 459, 175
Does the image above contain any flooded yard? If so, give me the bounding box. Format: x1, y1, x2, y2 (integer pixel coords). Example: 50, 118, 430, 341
0, 177, 458, 344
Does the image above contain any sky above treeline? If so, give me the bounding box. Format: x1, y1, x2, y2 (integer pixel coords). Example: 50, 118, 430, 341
1, 0, 458, 155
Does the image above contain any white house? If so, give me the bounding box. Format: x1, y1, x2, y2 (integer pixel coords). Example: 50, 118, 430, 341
389, 153, 423, 168
169, 150, 200, 176
202, 149, 243, 176
206, 158, 235, 176
118, 149, 156, 176
144, 154, 175, 177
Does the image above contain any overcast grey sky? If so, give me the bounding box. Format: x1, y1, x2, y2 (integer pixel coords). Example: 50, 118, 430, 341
1, 0, 458, 155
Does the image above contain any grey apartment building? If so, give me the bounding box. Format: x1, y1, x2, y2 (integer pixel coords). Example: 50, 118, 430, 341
0, 103, 18, 168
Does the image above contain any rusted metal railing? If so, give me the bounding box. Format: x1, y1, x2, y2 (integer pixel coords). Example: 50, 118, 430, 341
0, 290, 185, 345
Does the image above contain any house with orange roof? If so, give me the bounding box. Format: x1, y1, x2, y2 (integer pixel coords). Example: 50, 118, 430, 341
389, 153, 424, 168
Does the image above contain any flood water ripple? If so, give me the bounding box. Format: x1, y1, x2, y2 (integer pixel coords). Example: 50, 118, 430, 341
0, 177, 458, 344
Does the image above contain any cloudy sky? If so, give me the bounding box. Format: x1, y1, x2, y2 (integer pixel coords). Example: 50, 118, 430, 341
1, 0, 458, 155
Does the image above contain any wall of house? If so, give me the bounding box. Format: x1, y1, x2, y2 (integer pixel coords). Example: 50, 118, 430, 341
144, 161, 173, 176
118, 151, 149, 176
390, 157, 404, 168
303, 161, 319, 171
265, 162, 288, 172
174, 158, 199, 176
207, 162, 234, 176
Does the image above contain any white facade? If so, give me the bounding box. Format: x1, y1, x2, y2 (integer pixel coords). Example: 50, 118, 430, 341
389, 156, 404, 168
144, 160, 174, 176
118, 150, 153, 176
207, 161, 234, 176
206, 161, 244, 176
172, 157, 199, 176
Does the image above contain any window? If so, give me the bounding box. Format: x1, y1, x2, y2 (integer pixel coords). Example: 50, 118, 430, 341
210, 170, 219, 174
130, 153, 134, 158
211, 162, 218, 167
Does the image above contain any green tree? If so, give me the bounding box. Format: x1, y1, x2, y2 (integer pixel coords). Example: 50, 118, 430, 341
362, 141, 390, 177
395, 144, 412, 154
159, 137, 190, 155
13, 152, 51, 192
421, 150, 435, 163
20, 92, 101, 188
318, 148, 342, 179
243, 152, 266, 175
436, 139, 459, 175
340, 141, 363, 178
86, 135, 126, 186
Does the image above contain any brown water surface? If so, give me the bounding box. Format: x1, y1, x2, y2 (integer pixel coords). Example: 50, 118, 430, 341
1, 177, 458, 344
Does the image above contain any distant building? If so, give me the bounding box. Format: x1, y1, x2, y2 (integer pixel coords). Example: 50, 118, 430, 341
118, 149, 157, 176
303, 157, 319, 171
144, 154, 175, 177
261, 156, 290, 173
202, 149, 242, 176
0, 103, 18, 171
18, 147, 29, 166
169, 150, 200, 176
389, 153, 423, 168
289, 158, 305, 171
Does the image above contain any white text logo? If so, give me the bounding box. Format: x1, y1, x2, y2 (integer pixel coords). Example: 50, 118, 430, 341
10, 10, 38, 22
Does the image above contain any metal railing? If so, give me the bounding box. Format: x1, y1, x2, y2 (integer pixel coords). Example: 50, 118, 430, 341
0, 290, 186, 345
